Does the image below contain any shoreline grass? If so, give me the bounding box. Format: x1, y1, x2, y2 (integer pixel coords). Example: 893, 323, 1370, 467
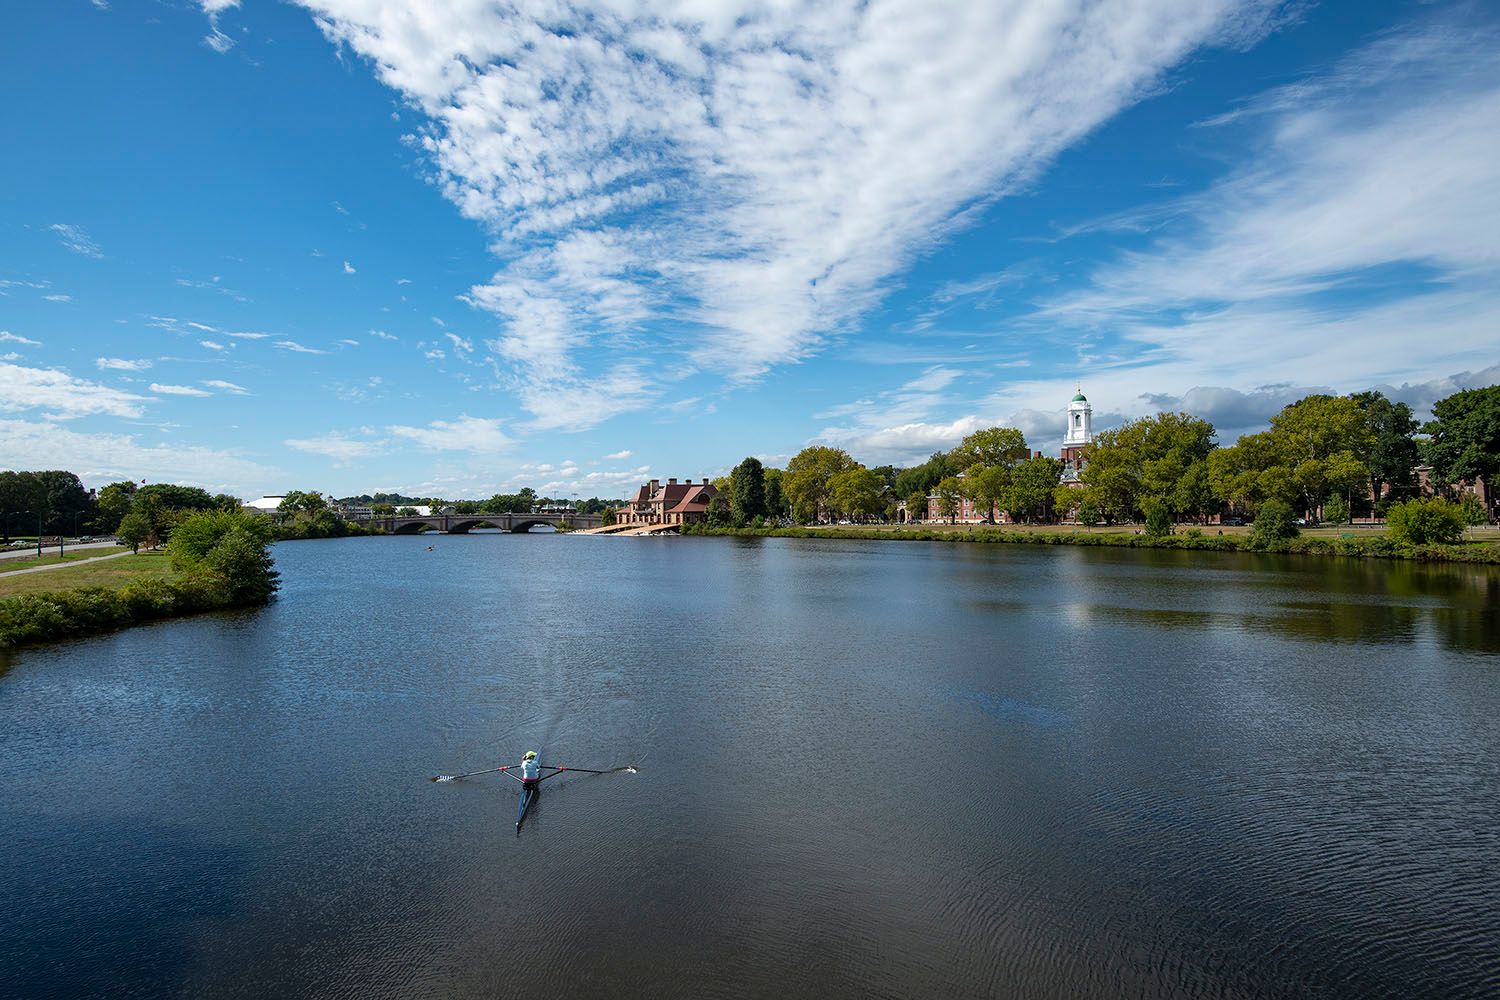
680, 523, 1500, 563
0, 546, 131, 575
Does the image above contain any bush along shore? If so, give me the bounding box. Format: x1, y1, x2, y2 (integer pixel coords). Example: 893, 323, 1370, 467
0, 509, 279, 650
678, 522, 1500, 564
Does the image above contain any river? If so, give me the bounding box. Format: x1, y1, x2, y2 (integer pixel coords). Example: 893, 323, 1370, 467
2, 534, 1497, 998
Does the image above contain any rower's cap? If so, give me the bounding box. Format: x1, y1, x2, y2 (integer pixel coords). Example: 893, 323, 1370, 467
523, 750, 537, 759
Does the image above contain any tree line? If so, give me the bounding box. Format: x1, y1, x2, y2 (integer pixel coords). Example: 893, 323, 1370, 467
700, 385, 1498, 530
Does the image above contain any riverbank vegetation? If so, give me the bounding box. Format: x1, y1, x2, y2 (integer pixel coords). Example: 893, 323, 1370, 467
680, 519, 1500, 563
698, 386, 1497, 541
0, 510, 279, 649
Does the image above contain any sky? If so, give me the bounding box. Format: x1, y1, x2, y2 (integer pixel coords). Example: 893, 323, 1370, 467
2, 0, 1498, 501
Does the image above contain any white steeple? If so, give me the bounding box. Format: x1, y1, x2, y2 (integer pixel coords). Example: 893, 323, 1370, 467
1063, 386, 1092, 447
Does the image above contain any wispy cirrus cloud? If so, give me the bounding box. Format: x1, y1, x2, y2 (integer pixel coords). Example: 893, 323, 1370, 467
202, 379, 250, 395
274, 340, 328, 355
150, 382, 212, 397
49, 223, 103, 258
0, 331, 42, 347
96, 357, 152, 371
284, 0, 1284, 431
285, 431, 381, 464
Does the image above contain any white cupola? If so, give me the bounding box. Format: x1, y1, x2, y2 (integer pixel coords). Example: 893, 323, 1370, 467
1063, 387, 1093, 447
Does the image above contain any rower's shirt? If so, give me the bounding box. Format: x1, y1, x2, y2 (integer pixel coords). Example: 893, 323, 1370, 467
520, 758, 540, 780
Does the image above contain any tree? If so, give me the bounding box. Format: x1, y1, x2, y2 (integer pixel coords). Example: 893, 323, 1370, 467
137, 483, 218, 513
1143, 501, 1172, 538
278, 491, 329, 516
1270, 394, 1373, 463
785, 446, 858, 523
1457, 494, 1488, 535
1250, 499, 1299, 547
1323, 495, 1350, 525
1083, 412, 1216, 523
949, 427, 1029, 470
705, 493, 734, 528
935, 476, 963, 524
95, 480, 139, 533
728, 457, 767, 526
116, 510, 153, 553
905, 490, 929, 522
167, 509, 279, 604
827, 467, 885, 522
966, 465, 1010, 523
893, 452, 958, 500
763, 469, 787, 522
396, 506, 419, 517
1006, 456, 1063, 523
1352, 391, 1420, 507
1385, 497, 1464, 546
600, 507, 617, 527
1424, 385, 1500, 511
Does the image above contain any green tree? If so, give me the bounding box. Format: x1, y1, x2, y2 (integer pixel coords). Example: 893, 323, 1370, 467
949, 427, 1029, 470
166, 508, 280, 604
1084, 412, 1216, 523
728, 457, 767, 526
1352, 391, 1420, 505
1457, 494, 1487, 534
1006, 456, 1063, 523
1143, 500, 1172, 538
1323, 494, 1350, 525
116, 510, 153, 553
1424, 385, 1500, 509
705, 493, 734, 528
785, 446, 858, 523
966, 465, 1010, 523
827, 467, 885, 522
1250, 499, 1299, 547
278, 490, 329, 515
1270, 394, 1374, 463
893, 452, 958, 500
1385, 497, 1464, 546
763, 469, 787, 521
137, 483, 218, 513
95, 480, 139, 533
905, 489, 929, 522
935, 476, 963, 524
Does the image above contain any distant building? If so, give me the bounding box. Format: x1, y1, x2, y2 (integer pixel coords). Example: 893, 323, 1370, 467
616, 478, 718, 526
1060, 388, 1093, 484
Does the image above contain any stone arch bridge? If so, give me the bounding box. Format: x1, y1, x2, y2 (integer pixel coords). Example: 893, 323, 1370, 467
365, 512, 604, 534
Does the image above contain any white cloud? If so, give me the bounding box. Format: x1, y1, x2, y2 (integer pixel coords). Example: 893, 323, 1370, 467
338, 338, 360, 347
445, 332, 474, 354
96, 357, 152, 371
274, 340, 329, 354
42, 294, 71, 303
49, 223, 103, 258
343, 260, 356, 274
0, 418, 278, 494
604, 449, 633, 460
201, 0, 240, 52
816, 415, 986, 466
287, 0, 1280, 427
202, 379, 250, 395
199, 340, 228, 351
150, 383, 212, 397
369, 329, 397, 340
285, 432, 381, 463
0, 331, 41, 346
387, 415, 511, 453
1036, 22, 1500, 403
0, 362, 147, 419
396, 277, 411, 285
225, 331, 272, 340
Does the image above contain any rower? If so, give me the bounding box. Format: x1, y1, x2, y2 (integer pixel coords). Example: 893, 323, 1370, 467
519, 750, 540, 788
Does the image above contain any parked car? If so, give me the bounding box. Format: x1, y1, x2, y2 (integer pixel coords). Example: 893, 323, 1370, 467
1222, 517, 1245, 526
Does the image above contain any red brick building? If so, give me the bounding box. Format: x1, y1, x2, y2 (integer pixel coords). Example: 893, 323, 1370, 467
616, 478, 719, 526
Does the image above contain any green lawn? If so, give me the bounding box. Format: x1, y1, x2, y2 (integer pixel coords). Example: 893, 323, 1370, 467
0, 546, 131, 574
0, 550, 176, 599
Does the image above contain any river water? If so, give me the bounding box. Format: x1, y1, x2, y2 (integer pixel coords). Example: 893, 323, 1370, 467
1, 534, 1497, 999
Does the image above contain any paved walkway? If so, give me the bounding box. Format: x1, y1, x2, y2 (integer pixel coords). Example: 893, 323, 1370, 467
0, 549, 137, 577
0, 539, 122, 561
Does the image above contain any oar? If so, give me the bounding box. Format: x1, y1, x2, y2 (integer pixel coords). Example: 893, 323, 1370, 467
432, 765, 513, 782
537, 764, 637, 781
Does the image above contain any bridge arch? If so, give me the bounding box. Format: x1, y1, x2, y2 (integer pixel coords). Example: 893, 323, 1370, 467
391, 521, 436, 535
445, 519, 506, 534
507, 519, 558, 533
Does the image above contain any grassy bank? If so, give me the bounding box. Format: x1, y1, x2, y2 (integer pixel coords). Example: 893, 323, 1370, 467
0, 511, 279, 650
680, 523, 1500, 563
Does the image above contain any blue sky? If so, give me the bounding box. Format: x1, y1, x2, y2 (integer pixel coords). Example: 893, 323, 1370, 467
3, 1, 1498, 499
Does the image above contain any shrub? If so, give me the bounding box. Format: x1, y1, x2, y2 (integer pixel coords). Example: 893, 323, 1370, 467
1143, 502, 1172, 538
1250, 500, 1299, 547
1385, 497, 1464, 546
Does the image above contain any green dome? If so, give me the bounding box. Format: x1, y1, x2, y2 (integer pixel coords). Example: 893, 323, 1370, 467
1071, 392, 1088, 403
